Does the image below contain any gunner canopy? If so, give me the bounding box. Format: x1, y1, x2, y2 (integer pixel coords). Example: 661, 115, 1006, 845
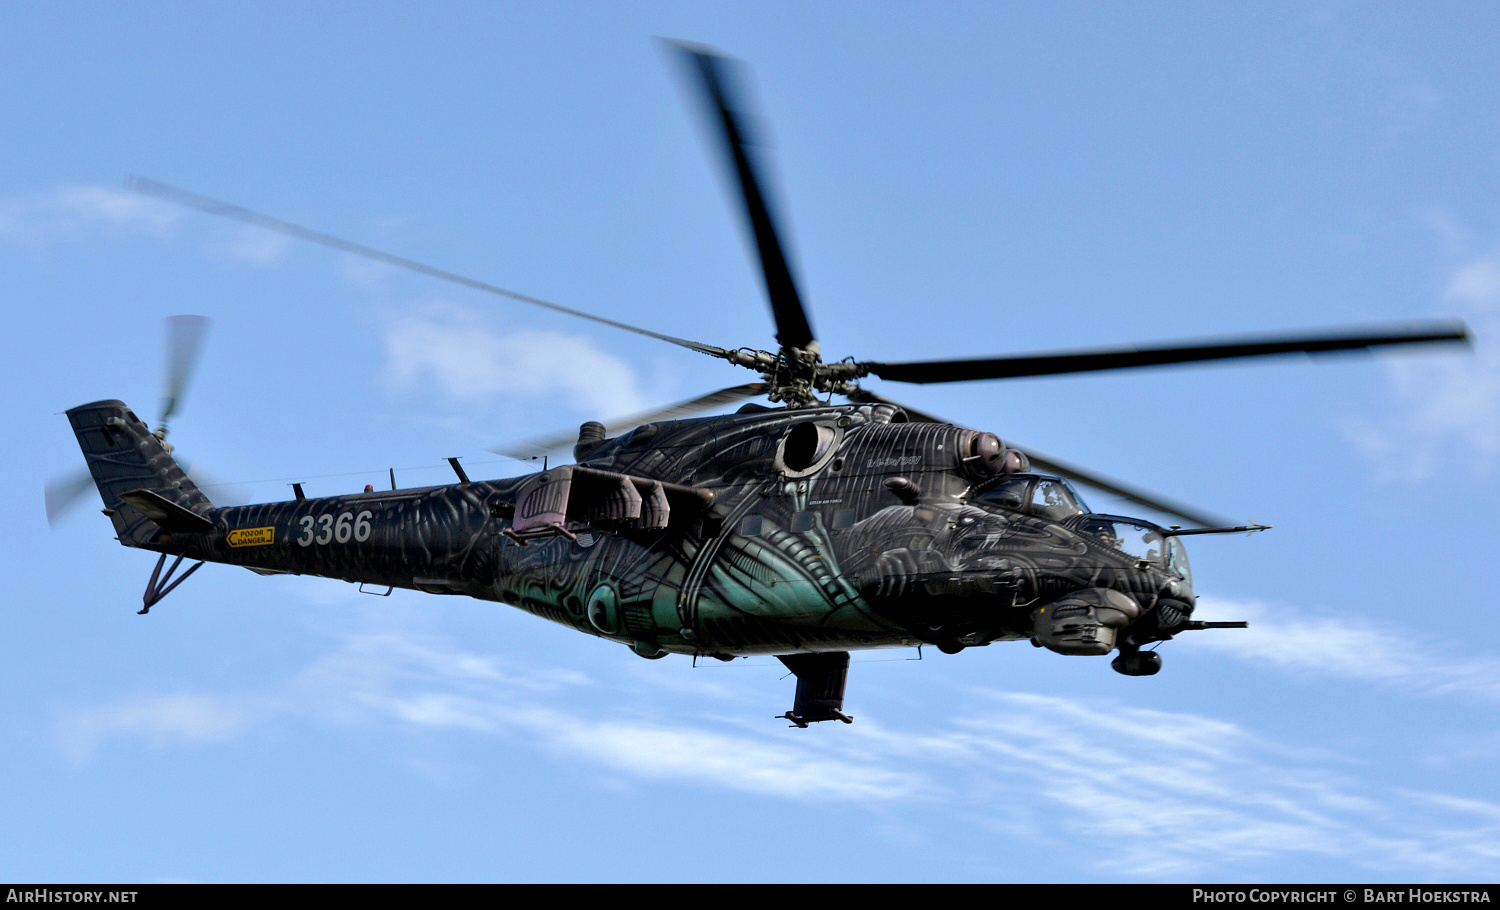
1077, 516, 1193, 583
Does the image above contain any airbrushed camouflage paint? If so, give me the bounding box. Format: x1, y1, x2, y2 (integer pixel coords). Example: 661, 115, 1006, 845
75, 44, 1465, 724
67, 398, 1193, 661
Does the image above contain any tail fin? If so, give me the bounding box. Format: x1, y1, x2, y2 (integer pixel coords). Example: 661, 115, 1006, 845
65, 399, 214, 547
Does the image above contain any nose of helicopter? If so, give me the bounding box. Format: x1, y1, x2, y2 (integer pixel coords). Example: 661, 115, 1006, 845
1031, 588, 1140, 656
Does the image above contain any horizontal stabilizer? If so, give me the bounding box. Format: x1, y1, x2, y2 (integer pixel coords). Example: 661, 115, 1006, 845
118, 488, 216, 532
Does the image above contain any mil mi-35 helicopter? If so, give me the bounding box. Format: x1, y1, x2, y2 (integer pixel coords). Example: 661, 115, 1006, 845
52, 43, 1470, 726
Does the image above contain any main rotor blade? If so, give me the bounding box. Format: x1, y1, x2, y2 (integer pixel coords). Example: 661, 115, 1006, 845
1009, 446, 1234, 530
845, 389, 1234, 528
45, 468, 97, 528
669, 42, 816, 351
160, 314, 210, 430
863, 321, 1471, 384
491, 382, 769, 460
127, 176, 729, 360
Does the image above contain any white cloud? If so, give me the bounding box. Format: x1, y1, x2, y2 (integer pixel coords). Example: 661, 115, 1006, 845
59, 627, 917, 802
0, 185, 180, 245
53, 621, 1500, 878
58, 693, 247, 760
204, 223, 290, 266
1345, 241, 1500, 478
337, 252, 400, 292
1450, 252, 1500, 304
0, 183, 285, 269
285, 629, 918, 801
1190, 596, 1500, 702
920, 693, 1500, 876
538, 714, 921, 801
382, 300, 649, 416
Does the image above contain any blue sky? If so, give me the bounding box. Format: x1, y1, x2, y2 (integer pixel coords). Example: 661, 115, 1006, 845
5, 1, 1500, 883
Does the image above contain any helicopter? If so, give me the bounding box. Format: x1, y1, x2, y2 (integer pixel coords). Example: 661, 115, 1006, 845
51, 43, 1470, 727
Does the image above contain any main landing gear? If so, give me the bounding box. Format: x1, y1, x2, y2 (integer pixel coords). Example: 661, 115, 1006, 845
776, 651, 854, 727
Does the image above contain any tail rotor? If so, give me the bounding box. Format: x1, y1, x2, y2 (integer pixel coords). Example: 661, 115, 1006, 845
155, 314, 210, 449
47, 315, 215, 527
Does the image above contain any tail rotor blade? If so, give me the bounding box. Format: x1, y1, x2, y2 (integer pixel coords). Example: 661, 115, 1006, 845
45, 468, 98, 528
160, 315, 211, 431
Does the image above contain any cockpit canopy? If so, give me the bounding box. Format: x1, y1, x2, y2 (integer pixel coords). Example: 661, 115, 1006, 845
1077, 515, 1163, 563
1075, 515, 1192, 583
970, 475, 1192, 583
971, 474, 1092, 520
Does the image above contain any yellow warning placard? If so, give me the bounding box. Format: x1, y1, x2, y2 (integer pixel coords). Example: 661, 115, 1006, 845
227, 527, 275, 548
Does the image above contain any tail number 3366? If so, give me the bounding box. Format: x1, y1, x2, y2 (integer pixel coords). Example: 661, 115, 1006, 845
297, 511, 373, 546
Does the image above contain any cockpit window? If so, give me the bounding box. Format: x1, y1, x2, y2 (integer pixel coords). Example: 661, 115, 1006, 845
1167, 536, 1192, 584
1031, 479, 1086, 520
1081, 517, 1164, 564
974, 475, 1092, 519
975, 476, 1031, 512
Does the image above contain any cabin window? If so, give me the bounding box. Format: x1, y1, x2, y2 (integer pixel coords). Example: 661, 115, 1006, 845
790, 511, 817, 533
831, 508, 857, 530
738, 515, 764, 537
